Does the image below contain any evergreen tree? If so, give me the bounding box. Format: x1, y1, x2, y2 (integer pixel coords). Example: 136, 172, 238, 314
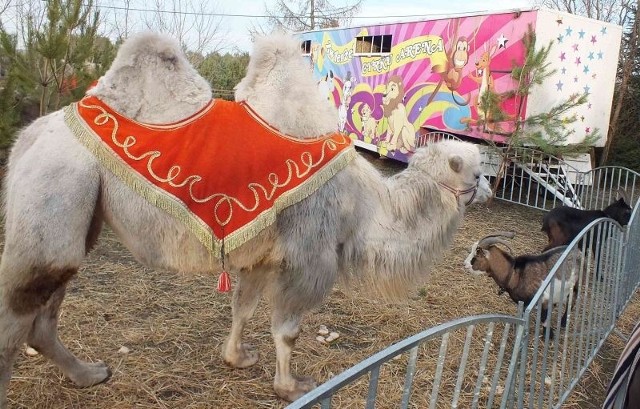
0, 29, 24, 151
485, 25, 598, 197
0, 0, 107, 150
198, 51, 250, 101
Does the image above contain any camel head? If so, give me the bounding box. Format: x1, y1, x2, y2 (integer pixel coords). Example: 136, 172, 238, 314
409, 140, 492, 206
88, 31, 212, 124
235, 32, 337, 139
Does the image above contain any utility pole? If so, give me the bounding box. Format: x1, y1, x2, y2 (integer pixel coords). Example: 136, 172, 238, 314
310, 0, 315, 29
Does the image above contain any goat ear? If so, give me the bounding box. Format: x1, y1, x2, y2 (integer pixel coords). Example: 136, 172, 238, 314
617, 188, 629, 203
448, 155, 464, 173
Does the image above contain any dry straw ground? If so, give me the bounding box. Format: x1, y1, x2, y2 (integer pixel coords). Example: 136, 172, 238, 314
4, 152, 639, 408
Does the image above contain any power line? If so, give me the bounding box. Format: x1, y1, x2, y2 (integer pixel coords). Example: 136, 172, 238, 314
39, 2, 503, 21
3, 1, 528, 23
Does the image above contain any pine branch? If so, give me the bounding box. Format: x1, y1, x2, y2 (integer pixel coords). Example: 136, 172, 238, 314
486, 24, 596, 200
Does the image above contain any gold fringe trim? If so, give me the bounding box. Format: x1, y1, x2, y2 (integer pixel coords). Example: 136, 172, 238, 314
64, 104, 356, 259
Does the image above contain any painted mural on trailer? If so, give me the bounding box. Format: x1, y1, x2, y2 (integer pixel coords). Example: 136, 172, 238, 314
300, 10, 618, 161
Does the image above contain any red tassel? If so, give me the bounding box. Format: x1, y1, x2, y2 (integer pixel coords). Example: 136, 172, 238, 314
217, 270, 231, 293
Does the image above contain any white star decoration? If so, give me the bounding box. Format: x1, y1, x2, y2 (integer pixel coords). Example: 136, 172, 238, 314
497, 34, 508, 48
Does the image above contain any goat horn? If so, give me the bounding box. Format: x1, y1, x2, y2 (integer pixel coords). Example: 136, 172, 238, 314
478, 231, 515, 243
477, 231, 515, 251
496, 231, 516, 239
477, 237, 514, 254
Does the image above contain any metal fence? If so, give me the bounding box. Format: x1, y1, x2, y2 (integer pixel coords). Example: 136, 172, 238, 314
286, 159, 640, 409
481, 146, 640, 212
416, 132, 640, 212
287, 315, 527, 409
514, 215, 636, 408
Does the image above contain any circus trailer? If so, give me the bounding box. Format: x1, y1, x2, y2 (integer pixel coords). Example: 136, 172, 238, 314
297, 7, 622, 171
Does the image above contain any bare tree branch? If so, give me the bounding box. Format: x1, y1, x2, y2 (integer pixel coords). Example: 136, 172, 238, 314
140, 0, 224, 55
534, 0, 631, 24
253, 0, 361, 36
602, 0, 640, 163
0, 0, 12, 18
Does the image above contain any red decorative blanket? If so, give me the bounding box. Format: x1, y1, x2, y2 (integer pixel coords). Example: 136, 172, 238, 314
64, 95, 355, 258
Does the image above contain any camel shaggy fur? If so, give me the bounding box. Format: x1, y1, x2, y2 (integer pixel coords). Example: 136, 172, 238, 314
0, 31, 491, 406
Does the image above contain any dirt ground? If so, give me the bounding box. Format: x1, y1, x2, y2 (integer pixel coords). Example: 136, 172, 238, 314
4, 151, 639, 408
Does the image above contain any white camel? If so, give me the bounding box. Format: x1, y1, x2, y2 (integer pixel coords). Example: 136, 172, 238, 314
0, 31, 491, 406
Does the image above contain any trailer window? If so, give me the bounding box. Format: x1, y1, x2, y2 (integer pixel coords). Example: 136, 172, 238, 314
355, 34, 392, 55
300, 40, 311, 55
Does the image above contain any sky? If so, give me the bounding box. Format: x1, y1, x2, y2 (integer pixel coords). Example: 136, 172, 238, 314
0, 0, 533, 54
221, 0, 533, 53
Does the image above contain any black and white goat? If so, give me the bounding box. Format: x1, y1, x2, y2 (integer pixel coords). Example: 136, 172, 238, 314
541, 189, 632, 251
464, 232, 584, 336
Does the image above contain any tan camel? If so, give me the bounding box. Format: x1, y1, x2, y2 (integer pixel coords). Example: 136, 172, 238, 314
0, 31, 491, 406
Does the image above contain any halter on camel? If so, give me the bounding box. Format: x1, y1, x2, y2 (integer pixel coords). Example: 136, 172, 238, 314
438, 180, 479, 206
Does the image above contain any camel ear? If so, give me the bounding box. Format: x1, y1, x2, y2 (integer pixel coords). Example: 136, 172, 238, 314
448, 155, 464, 173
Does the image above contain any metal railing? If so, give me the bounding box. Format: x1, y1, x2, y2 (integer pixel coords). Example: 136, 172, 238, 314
515, 216, 635, 408
414, 130, 463, 148
481, 147, 640, 212
287, 161, 640, 409
416, 132, 639, 211
483, 146, 584, 210
287, 315, 526, 409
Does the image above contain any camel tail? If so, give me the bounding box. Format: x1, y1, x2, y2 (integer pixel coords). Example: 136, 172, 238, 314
1, 124, 42, 218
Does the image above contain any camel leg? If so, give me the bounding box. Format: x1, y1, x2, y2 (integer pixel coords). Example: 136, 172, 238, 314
269, 185, 339, 401
269, 261, 336, 401
0, 259, 100, 405
222, 267, 271, 368
0, 262, 82, 408
0, 299, 36, 408
271, 308, 315, 402
27, 285, 111, 387
0, 134, 102, 406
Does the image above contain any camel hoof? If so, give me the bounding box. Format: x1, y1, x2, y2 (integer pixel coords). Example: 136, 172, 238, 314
69, 361, 111, 388
222, 343, 259, 369
275, 375, 317, 402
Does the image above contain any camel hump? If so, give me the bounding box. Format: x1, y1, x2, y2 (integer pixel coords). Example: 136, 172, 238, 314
248, 31, 304, 72
88, 30, 212, 123
114, 31, 183, 66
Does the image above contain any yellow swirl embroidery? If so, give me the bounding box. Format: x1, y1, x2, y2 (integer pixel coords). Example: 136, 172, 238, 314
79, 99, 350, 228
